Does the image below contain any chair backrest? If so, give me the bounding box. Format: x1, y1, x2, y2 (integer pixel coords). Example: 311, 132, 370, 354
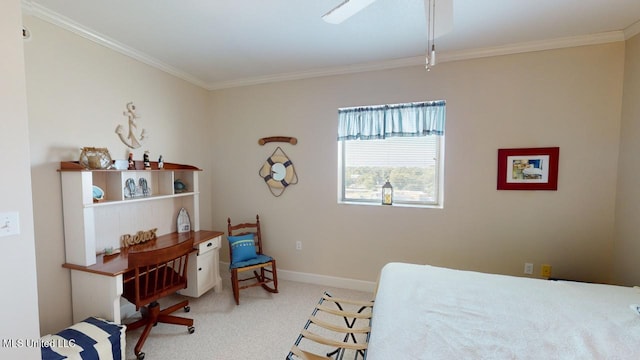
127, 239, 194, 307
227, 215, 264, 258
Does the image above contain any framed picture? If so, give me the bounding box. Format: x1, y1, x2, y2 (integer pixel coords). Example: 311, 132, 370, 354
497, 147, 559, 190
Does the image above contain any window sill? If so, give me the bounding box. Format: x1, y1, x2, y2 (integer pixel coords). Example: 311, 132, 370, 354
338, 200, 443, 209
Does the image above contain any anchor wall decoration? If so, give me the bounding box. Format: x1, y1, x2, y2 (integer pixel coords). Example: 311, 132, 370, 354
115, 102, 148, 149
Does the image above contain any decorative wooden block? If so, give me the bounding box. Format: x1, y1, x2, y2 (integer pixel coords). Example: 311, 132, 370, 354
121, 228, 158, 248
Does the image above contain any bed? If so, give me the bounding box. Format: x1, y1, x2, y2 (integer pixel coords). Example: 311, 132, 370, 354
367, 262, 640, 359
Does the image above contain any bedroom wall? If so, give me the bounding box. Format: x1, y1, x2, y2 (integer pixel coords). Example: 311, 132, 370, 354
612, 33, 640, 286
0, 1, 41, 359
22, 15, 212, 335
209, 42, 624, 285
21, 10, 629, 334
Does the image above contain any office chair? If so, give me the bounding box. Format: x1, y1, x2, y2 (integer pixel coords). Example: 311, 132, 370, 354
227, 215, 278, 305
122, 239, 195, 360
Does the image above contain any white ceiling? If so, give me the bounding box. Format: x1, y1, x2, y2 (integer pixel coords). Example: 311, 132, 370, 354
22, 0, 640, 90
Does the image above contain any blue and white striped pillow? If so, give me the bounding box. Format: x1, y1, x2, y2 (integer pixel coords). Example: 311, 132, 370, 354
41, 317, 125, 360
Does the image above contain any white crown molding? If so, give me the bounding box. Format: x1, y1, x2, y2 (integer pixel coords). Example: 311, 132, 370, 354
21, 0, 629, 91
439, 31, 625, 63
625, 20, 640, 40
210, 31, 625, 90
207, 57, 422, 90
21, 0, 210, 90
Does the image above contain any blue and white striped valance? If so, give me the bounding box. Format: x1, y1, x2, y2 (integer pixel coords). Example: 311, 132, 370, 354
337, 100, 446, 141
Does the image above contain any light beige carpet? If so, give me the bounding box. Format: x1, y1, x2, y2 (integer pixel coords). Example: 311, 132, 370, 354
124, 277, 373, 360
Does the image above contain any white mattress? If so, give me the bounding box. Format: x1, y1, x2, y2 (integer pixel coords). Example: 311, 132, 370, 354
367, 263, 640, 360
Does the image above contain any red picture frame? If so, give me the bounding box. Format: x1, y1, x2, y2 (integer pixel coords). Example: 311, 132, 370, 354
497, 147, 559, 190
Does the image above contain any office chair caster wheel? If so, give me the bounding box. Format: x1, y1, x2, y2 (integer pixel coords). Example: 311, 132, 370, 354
136, 352, 145, 360
188, 326, 195, 334
184, 305, 190, 312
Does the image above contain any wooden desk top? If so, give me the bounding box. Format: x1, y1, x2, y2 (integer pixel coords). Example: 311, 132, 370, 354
62, 230, 224, 277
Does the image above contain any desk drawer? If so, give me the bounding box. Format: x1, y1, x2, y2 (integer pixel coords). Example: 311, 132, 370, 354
180, 235, 222, 298
198, 236, 221, 255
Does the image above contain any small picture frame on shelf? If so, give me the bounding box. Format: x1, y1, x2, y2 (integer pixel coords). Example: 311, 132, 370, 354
124, 177, 152, 198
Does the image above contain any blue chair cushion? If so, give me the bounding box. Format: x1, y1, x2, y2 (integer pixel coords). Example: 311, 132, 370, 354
228, 233, 258, 263
230, 254, 273, 269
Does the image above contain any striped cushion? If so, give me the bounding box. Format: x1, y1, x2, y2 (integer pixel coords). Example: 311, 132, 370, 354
41, 317, 125, 360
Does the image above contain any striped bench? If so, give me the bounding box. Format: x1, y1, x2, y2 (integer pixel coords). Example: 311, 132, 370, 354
288, 292, 374, 360
41, 317, 126, 360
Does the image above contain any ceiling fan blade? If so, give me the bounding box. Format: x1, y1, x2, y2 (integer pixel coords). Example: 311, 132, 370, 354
322, 0, 377, 24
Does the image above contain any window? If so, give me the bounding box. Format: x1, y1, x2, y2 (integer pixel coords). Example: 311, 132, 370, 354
337, 101, 445, 207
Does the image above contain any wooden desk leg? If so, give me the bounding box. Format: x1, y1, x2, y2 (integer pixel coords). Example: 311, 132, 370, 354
70, 270, 123, 324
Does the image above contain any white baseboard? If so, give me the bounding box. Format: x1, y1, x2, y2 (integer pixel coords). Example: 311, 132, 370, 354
219, 262, 376, 293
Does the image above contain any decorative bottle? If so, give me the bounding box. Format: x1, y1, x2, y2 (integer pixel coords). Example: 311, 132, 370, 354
143, 150, 151, 170
127, 152, 135, 170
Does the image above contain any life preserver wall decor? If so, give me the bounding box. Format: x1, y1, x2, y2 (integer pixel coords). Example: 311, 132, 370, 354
259, 146, 298, 197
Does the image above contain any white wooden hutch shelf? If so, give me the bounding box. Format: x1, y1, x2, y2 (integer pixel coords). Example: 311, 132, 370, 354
59, 160, 222, 323
59, 160, 203, 266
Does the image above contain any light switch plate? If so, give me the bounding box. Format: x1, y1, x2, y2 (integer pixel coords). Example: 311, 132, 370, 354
0, 212, 20, 237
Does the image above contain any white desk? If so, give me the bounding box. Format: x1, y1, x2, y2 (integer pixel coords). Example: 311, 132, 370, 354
63, 230, 223, 323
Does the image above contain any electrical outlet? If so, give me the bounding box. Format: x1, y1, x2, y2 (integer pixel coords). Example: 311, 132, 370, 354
524, 262, 534, 275
0, 211, 20, 237
296, 241, 302, 250
541, 264, 552, 278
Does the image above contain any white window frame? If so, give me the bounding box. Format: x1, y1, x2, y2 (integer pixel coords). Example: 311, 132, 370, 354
338, 135, 445, 208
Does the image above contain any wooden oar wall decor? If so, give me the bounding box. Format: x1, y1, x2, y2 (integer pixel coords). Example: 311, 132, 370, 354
258, 136, 297, 145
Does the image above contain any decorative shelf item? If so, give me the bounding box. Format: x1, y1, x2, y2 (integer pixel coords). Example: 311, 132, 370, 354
92, 185, 105, 203
123, 178, 151, 198
79, 147, 113, 170
120, 228, 158, 248
124, 178, 136, 198
143, 151, 151, 170
174, 179, 187, 193
177, 208, 191, 233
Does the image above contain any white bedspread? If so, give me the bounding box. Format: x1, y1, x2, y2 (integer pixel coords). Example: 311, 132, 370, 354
367, 263, 640, 360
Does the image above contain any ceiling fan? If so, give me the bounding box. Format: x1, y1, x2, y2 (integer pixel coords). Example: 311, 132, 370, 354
322, 0, 452, 70
321, 0, 376, 24
322, 0, 452, 29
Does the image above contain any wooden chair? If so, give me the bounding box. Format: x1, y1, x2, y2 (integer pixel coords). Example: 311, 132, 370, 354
227, 215, 278, 305
122, 239, 195, 360
287, 292, 374, 360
